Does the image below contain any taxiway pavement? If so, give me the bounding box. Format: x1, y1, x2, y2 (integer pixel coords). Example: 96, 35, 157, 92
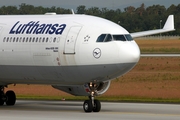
0, 100, 180, 120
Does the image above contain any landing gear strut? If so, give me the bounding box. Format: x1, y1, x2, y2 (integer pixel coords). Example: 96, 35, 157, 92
0, 86, 16, 106
83, 83, 101, 113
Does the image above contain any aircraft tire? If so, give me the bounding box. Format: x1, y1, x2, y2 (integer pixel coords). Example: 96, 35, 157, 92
83, 100, 93, 113
0, 89, 5, 105
5, 90, 16, 106
93, 100, 101, 112
0, 99, 4, 105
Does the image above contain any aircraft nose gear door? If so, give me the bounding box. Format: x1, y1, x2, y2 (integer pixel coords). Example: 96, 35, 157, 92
64, 26, 82, 54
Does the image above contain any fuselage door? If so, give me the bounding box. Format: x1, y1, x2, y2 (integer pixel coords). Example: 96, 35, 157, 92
64, 26, 82, 54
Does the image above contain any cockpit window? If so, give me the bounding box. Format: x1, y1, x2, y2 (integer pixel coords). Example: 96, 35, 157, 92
96, 34, 133, 42
104, 34, 112, 42
125, 34, 133, 41
113, 35, 126, 41
96, 34, 112, 42
97, 34, 106, 42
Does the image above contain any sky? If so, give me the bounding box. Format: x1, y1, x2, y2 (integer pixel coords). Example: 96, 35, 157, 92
0, 0, 180, 10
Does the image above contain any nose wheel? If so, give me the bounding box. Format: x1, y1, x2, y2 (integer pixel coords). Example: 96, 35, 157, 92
83, 99, 101, 113
83, 100, 93, 112
93, 99, 101, 112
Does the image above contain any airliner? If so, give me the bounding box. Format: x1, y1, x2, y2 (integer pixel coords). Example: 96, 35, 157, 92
0, 13, 175, 112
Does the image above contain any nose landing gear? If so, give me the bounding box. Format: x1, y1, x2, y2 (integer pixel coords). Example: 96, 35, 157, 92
83, 83, 101, 113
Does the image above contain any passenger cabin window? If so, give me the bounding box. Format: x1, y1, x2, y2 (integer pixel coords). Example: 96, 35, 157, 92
7, 37, 9, 42
13, 37, 15, 42
96, 34, 133, 42
29, 37, 32, 42
33, 37, 35, 42
42, 37, 45, 42
3, 37, 6, 42
2, 36, 60, 44
23, 37, 25, 42
10, 37, 12, 42
19, 38, 21, 42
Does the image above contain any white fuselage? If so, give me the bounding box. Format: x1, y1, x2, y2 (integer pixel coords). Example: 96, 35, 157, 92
0, 14, 140, 85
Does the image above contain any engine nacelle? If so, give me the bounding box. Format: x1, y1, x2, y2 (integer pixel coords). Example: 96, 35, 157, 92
52, 81, 111, 96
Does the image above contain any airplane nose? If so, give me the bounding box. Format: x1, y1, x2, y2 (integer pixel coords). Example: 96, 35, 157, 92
128, 42, 140, 62
118, 41, 140, 63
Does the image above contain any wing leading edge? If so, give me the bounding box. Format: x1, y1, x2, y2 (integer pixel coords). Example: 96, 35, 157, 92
131, 15, 175, 38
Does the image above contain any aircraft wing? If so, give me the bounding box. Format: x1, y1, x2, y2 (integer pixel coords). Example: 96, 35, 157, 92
131, 15, 175, 38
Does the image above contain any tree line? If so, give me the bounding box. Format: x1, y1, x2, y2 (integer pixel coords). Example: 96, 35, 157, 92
0, 3, 180, 35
